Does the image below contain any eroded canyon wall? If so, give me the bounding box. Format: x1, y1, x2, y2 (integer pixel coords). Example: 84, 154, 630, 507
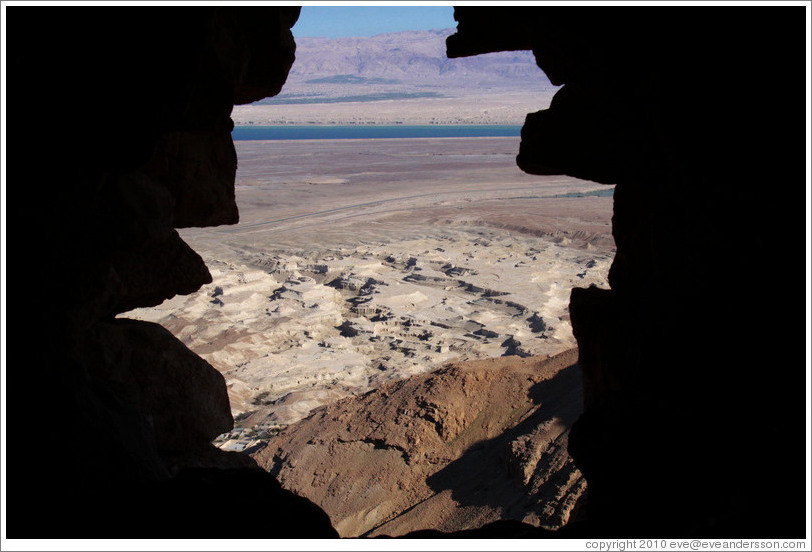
448, 7, 807, 537
6, 7, 335, 537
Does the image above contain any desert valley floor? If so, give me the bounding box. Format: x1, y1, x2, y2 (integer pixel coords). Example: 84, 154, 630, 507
128, 136, 614, 426
125, 135, 616, 535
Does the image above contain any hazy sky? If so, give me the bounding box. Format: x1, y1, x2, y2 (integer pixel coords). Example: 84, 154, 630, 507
292, 6, 456, 38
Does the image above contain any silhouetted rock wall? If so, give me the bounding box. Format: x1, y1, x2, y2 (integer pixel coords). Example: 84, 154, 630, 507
7, 7, 336, 538
5, 5, 805, 540
448, 6, 806, 537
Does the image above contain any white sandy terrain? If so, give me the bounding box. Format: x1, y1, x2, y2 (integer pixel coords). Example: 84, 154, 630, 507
125, 137, 615, 432
131, 232, 611, 428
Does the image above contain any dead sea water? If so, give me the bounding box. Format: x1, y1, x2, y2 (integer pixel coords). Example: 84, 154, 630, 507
232, 124, 522, 141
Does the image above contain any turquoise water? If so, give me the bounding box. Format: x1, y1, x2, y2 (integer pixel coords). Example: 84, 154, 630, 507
554, 188, 615, 198
231, 125, 522, 141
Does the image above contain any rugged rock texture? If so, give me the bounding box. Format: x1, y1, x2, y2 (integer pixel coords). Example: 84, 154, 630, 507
7, 7, 335, 538
253, 349, 586, 537
448, 7, 807, 538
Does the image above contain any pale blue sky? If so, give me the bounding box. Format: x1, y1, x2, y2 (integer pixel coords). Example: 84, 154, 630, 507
292, 6, 456, 38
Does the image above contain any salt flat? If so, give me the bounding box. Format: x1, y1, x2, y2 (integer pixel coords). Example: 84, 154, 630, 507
232, 92, 553, 126
126, 137, 615, 431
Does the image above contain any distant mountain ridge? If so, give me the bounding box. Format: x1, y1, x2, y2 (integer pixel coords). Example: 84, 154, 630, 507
259, 29, 553, 105
241, 28, 556, 121
289, 29, 546, 83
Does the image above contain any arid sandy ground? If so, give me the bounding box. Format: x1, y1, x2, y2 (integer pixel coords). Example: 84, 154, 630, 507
127, 137, 615, 431
232, 91, 554, 126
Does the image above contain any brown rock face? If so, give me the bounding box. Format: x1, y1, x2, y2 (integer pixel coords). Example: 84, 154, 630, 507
448, 6, 806, 538
253, 350, 585, 537
7, 7, 335, 538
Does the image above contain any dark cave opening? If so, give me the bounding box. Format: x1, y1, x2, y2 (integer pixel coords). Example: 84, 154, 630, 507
2, 4, 809, 542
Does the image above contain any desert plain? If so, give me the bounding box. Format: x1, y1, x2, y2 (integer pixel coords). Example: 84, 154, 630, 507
127, 136, 615, 430
123, 134, 616, 535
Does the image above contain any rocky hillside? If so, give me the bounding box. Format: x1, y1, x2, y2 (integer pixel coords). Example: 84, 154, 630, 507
252, 348, 586, 537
